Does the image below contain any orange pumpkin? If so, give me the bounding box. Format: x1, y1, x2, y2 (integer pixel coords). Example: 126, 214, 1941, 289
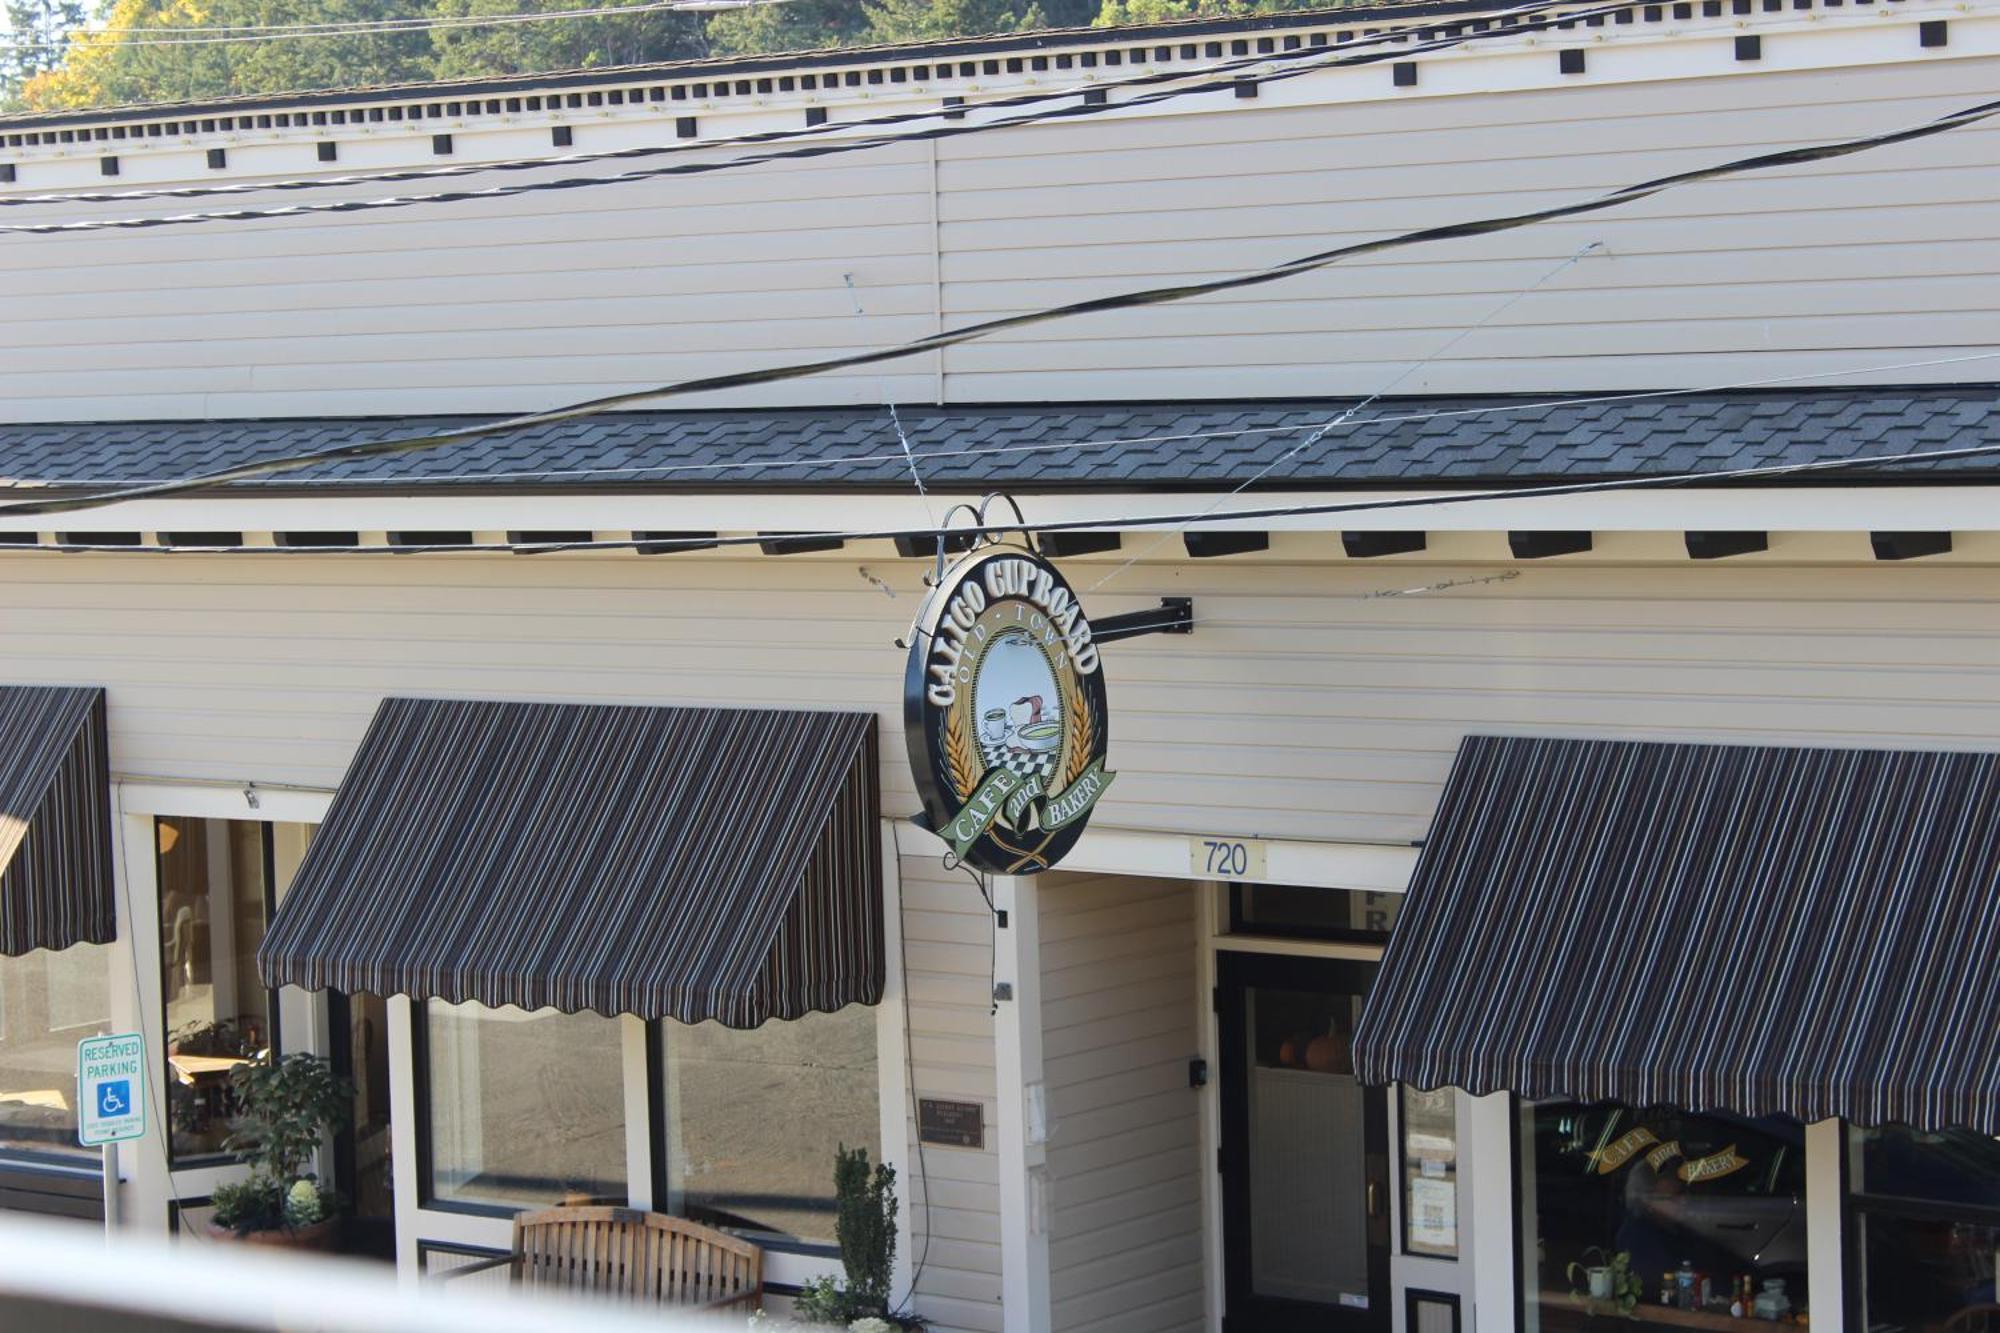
1277, 1035, 1306, 1067
1305, 1030, 1352, 1074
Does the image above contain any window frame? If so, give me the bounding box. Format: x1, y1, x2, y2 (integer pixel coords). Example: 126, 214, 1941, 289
156, 817, 282, 1170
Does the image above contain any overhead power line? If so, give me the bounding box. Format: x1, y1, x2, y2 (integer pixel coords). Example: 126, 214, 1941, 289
0, 87, 1990, 519
0, 0, 1630, 230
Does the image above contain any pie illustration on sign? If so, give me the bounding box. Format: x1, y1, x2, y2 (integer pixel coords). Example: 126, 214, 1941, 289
905, 546, 1115, 875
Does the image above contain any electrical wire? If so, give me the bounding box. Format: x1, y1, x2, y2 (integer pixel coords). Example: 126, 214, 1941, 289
7, 430, 2000, 557
1, 89, 1992, 516
0, 0, 1631, 230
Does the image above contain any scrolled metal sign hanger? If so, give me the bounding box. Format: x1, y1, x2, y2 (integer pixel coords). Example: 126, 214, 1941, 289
905, 497, 1115, 875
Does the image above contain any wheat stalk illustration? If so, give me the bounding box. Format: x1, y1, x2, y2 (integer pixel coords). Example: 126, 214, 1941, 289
1060, 670, 1094, 791
943, 702, 980, 799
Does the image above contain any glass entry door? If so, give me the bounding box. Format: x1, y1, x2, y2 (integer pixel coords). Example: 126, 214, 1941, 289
329, 990, 395, 1260
1218, 952, 1389, 1332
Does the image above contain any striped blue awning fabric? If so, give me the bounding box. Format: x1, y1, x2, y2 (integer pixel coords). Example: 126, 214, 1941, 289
0, 685, 113, 957
1352, 734, 2000, 1134
258, 697, 883, 1028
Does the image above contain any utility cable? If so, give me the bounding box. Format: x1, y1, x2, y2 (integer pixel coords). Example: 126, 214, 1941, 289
7, 431, 2000, 556
0, 0, 1631, 231
0, 89, 1992, 516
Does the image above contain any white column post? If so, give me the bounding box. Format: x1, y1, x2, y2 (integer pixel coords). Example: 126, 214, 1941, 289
1804, 1118, 1846, 1333
386, 995, 422, 1285
621, 1015, 653, 1211
991, 873, 1051, 1333
1464, 1091, 1516, 1329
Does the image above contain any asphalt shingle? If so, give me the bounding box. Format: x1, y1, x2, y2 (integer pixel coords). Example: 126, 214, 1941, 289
0, 389, 1993, 495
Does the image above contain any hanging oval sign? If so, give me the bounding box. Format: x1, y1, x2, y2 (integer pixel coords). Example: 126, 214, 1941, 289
905, 546, 1115, 875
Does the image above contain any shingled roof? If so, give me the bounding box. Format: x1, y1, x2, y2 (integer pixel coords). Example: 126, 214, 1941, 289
2, 390, 1994, 496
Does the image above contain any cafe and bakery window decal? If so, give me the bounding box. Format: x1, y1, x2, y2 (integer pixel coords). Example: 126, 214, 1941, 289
905, 543, 1115, 875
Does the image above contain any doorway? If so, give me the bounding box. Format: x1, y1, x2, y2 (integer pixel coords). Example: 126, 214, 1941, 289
1217, 951, 1389, 1332
328, 990, 394, 1261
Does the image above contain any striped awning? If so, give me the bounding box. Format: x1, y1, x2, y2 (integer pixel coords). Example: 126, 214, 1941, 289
1352, 734, 2000, 1134
258, 697, 882, 1027
0, 686, 113, 957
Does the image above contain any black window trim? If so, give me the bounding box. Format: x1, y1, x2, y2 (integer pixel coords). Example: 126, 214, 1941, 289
1225, 880, 1396, 944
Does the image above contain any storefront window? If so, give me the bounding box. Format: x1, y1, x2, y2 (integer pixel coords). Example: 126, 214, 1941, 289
1518, 1101, 1809, 1327
0, 945, 110, 1161
157, 817, 277, 1162
1402, 1085, 1459, 1259
1848, 1125, 2000, 1329
423, 1000, 626, 1211
658, 1005, 879, 1247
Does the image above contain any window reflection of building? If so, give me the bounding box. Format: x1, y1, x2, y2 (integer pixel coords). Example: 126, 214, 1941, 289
157, 817, 276, 1162
0, 945, 109, 1161
658, 1005, 879, 1245
423, 1000, 628, 1211
1519, 1102, 1809, 1327
1849, 1125, 2000, 1329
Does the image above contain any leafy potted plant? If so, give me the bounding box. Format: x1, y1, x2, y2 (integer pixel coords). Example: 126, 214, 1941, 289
1566, 1246, 1643, 1317
791, 1146, 925, 1331
205, 1052, 353, 1250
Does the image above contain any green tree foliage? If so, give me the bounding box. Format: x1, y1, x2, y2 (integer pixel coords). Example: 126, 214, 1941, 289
431, 0, 704, 79
2, 0, 85, 106
12, 0, 1329, 112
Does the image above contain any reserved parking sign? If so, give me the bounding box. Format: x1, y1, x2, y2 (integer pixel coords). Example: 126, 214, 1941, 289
77, 1032, 146, 1146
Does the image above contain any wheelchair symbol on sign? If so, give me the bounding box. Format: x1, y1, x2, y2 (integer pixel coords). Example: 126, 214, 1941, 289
96, 1081, 129, 1118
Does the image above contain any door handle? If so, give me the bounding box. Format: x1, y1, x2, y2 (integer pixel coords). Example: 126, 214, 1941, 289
1366, 1181, 1379, 1217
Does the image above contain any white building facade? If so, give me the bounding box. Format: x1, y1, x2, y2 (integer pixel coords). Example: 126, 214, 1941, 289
0, 3, 1996, 1331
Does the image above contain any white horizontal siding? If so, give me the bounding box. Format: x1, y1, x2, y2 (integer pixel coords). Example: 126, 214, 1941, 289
1040, 873, 1203, 1333
1, 30, 1996, 419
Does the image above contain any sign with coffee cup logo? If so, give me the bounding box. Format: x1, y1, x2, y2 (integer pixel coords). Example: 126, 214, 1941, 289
905, 546, 1114, 874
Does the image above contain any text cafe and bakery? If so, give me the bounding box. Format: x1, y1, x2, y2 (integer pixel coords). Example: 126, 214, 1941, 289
0, 5, 1997, 1330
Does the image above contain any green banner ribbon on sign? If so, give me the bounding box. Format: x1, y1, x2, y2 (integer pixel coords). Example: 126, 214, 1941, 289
1041, 761, 1115, 833
947, 767, 1025, 859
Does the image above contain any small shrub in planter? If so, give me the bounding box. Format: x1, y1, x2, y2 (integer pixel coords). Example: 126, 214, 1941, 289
206, 1052, 352, 1246
790, 1147, 924, 1331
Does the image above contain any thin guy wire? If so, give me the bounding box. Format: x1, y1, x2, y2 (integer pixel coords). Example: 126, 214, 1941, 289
1, 88, 1989, 516
1088, 239, 1604, 592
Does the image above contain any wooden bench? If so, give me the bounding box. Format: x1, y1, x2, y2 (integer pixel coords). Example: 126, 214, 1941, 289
439, 1206, 763, 1311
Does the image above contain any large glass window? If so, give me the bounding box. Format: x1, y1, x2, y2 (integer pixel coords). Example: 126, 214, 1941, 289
1848, 1125, 2000, 1330
0, 945, 110, 1161
657, 1005, 880, 1247
423, 1000, 627, 1211
157, 817, 277, 1161
1518, 1101, 1809, 1326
